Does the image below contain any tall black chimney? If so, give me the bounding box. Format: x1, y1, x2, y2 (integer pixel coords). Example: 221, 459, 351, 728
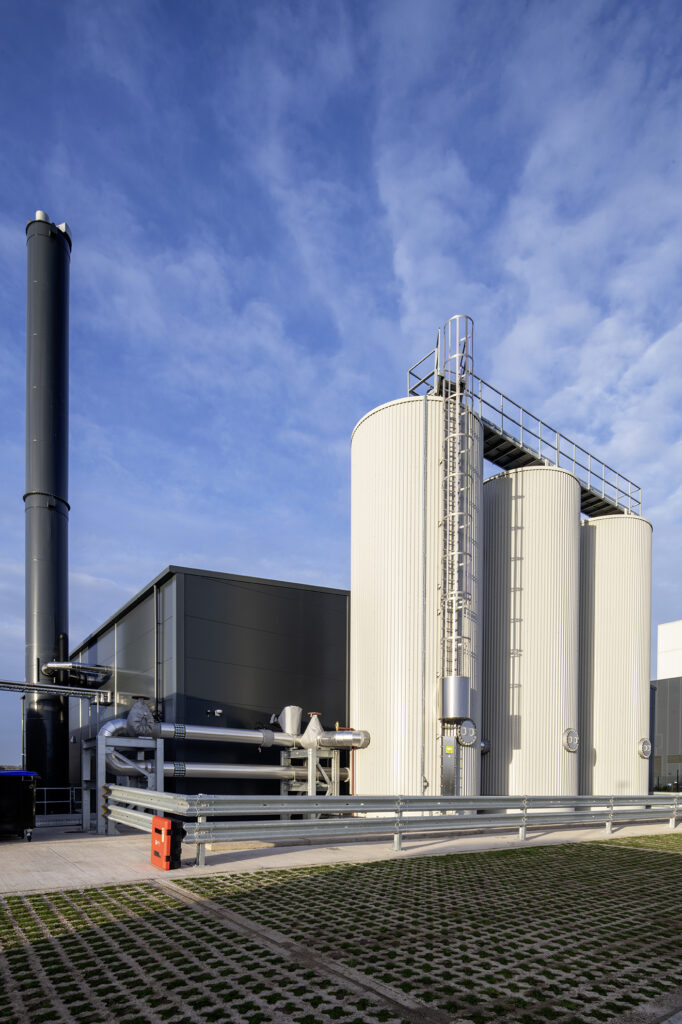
24, 211, 71, 787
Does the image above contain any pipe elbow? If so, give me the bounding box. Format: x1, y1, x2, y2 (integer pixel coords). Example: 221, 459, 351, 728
98, 717, 144, 776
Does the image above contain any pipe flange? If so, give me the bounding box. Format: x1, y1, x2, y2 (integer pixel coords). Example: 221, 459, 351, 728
638, 738, 652, 759
456, 720, 477, 747
563, 728, 579, 753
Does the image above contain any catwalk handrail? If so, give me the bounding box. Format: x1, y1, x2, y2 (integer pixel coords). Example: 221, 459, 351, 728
104, 788, 679, 863
406, 349, 641, 514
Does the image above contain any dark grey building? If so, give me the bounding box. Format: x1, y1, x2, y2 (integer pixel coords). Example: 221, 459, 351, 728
70, 566, 349, 794
651, 677, 682, 789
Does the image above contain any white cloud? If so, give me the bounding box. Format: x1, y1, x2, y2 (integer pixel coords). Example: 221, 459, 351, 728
1, 0, 681, 697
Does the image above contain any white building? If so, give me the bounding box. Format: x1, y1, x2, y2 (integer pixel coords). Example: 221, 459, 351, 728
657, 621, 682, 679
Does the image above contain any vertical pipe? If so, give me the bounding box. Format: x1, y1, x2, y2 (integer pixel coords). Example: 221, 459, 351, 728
154, 583, 160, 712
114, 620, 118, 708
20, 694, 26, 769
24, 211, 71, 787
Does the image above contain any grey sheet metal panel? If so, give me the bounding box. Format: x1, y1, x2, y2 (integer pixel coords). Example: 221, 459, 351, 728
350, 396, 483, 796
651, 677, 682, 788
579, 514, 652, 795
482, 467, 580, 797
181, 573, 347, 724
70, 567, 349, 795
24, 213, 72, 786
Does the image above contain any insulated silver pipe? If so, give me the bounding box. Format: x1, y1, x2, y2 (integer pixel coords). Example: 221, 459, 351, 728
317, 730, 370, 750
151, 722, 279, 746
142, 761, 351, 782
98, 718, 138, 775
151, 721, 369, 750
41, 661, 111, 681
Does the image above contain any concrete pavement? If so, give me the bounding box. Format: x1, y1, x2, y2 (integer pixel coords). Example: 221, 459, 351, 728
1, 817, 679, 894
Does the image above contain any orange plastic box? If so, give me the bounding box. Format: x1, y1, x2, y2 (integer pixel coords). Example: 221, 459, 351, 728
151, 815, 173, 870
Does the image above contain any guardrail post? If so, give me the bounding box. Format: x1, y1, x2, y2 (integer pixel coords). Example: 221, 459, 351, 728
669, 796, 677, 831
518, 797, 527, 840
605, 797, 614, 835
197, 814, 206, 867
96, 734, 108, 835
393, 798, 403, 851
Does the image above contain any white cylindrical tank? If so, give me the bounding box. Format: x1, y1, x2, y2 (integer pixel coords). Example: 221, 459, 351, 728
579, 514, 652, 796
482, 466, 580, 796
350, 396, 483, 796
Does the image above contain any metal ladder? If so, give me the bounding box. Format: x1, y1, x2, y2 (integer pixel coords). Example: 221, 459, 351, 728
438, 315, 476, 794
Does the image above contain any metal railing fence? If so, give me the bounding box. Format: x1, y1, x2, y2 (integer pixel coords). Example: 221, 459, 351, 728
406, 349, 641, 515
35, 786, 83, 825
104, 788, 680, 866
469, 375, 641, 513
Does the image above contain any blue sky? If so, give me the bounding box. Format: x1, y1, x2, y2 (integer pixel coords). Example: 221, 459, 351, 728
1, 1, 681, 762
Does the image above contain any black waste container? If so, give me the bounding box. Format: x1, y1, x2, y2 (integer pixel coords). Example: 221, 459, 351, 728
0, 769, 38, 840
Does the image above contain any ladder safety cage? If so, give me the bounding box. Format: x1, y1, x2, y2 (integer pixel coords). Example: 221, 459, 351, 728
438, 316, 476, 690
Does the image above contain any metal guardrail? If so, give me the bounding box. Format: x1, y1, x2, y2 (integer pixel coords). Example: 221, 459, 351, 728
104, 788, 680, 865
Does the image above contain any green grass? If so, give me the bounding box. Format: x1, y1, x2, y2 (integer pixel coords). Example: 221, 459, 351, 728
603, 830, 682, 853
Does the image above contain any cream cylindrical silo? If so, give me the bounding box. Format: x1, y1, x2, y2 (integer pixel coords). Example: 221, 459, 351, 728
350, 396, 483, 796
579, 514, 652, 796
482, 466, 580, 796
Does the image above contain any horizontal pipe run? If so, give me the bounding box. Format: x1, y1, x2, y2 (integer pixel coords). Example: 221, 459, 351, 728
41, 661, 111, 680
150, 721, 369, 750
140, 761, 351, 782
151, 722, 278, 746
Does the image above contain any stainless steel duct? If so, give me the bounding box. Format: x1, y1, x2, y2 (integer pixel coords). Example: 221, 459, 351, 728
98, 718, 135, 775
41, 661, 112, 683
24, 211, 72, 787
317, 730, 370, 750
152, 762, 351, 781
152, 722, 279, 746
101, 706, 366, 784
150, 720, 370, 750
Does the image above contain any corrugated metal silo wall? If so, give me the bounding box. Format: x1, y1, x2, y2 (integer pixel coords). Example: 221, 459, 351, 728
350, 396, 483, 796
457, 408, 483, 796
482, 467, 580, 796
579, 515, 652, 795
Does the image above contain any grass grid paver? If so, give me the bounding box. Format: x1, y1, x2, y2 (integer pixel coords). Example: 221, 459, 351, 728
0, 881, 410, 1024
1, 840, 682, 1023
176, 842, 682, 1024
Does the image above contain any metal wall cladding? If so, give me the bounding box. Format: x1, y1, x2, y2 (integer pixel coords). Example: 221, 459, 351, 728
579, 515, 652, 796
70, 567, 349, 793
482, 467, 580, 796
350, 397, 483, 796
